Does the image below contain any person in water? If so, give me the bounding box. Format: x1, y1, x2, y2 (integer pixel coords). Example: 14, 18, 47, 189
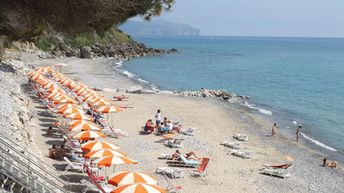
296, 125, 302, 142
271, 123, 277, 137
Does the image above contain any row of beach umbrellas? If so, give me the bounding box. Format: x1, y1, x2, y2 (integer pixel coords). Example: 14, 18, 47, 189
28, 66, 166, 193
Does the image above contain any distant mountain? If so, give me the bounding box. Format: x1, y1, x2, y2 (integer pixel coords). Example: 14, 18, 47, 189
120, 19, 200, 36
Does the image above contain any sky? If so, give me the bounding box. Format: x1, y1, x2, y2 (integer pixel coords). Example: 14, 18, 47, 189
135, 0, 344, 37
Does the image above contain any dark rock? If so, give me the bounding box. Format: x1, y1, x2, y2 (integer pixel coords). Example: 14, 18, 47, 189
79, 46, 92, 58
167, 48, 178, 54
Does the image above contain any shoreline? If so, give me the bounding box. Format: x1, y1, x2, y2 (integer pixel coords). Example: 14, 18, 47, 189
5, 52, 344, 192
116, 57, 344, 164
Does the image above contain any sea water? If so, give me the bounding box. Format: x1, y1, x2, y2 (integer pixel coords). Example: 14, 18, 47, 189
119, 36, 344, 162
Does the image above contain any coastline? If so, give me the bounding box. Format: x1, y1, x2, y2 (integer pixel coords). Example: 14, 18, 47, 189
117, 55, 344, 165
10, 52, 342, 192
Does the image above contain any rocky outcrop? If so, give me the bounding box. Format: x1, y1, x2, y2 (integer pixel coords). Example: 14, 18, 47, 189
176, 88, 249, 104
0, 59, 32, 146
80, 46, 93, 58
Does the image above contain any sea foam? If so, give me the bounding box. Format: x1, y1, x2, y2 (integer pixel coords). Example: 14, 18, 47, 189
244, 101, 272, 115
301, 133, 337, 152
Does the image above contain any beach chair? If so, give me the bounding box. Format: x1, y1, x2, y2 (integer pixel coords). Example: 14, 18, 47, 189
262, 163, 292, 169
113, 95, 129, 101
64, 157, 84, 173
158, 153, 173, 160
166, 155, 200, 168
102, 127, 128, 138
260, 168, 291, 178
81, 179, 99, 193
229, 149, 253, 159
156, 167, 184, 178
180, 128, 196, 136
233, 133, 248, 141
220, 141, 240, 149
164, 139, 183, 148
191, 158, 210, 177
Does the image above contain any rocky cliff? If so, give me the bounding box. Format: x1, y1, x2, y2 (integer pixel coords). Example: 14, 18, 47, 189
0, 0, 175, 60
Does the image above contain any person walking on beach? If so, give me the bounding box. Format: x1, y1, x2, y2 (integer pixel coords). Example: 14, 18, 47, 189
155, 109, 161, 127
296, 125, 302, 142
271, 123, 277, 137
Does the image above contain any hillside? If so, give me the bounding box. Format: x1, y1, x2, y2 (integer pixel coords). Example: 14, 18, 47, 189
120, 19, 200, 36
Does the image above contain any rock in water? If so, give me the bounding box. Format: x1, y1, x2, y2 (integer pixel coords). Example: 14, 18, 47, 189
80, 46, 92, 58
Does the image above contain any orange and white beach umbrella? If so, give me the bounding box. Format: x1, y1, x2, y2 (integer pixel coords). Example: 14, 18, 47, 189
47, 86, 64, 94
58, 107, 84, 114
84, 149, 127, 160
92, 100, 111, 107
94, 155, 138, 167
64, 113, 91, 120
96, 105, 123, 113
57, 103, 82, 110
111, 183, 165, 193
52, 98, 77, 105
108, 171, 157, 187
81, 140, 120, 152
68, 121, 102, 132
66, 119, 91, 126
72, 130, 105, 140
31, 73, 44, 81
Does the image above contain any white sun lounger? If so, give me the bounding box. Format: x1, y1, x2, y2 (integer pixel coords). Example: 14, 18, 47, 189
80, 179, 112, 193
158, 153, 172, 159
233, 133, 248, 141
156, 167, 184, 178
220, 141, 241, 149
64, 157, 84, 173
164, 139, 183, 148
102, 127, 128, 138
229, 149, 253, 159
260, 168, 291, 178
180, 128, 196, 136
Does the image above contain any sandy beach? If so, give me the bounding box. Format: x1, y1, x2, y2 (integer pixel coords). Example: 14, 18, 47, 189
6, 52, 344, 193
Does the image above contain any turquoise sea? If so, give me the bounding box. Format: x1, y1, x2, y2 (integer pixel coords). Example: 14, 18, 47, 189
118, 36, 344, 162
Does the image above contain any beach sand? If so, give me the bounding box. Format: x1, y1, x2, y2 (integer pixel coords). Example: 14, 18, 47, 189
18, 53, 344, 193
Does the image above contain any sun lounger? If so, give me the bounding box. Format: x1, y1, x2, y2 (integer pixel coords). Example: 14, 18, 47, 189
164, 139, 184, 148
191, 158, 210, 177
229, 149, 253, 159
180, 128, 196, 136
102, 127, 128, 138
158, 153, 173, 160
64, 157, 84, 173
156, 167, 184, 178
260, 168, 291, 178
166, 155, 200, 168
80, 179, 112, 193
262, 163, 292, 169
233, 133, 248, 141
220, 141, 240, 149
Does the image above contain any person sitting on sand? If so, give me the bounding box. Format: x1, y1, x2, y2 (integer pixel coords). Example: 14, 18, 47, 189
323, 158, 337, 168
163, 117, 168, 126
172, 150, 199, 161
172, 122, 183, 133
160, 121, 173, 134
144, 119, 155, 133
49, 145, 57, 159
47, 126, 54, 136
